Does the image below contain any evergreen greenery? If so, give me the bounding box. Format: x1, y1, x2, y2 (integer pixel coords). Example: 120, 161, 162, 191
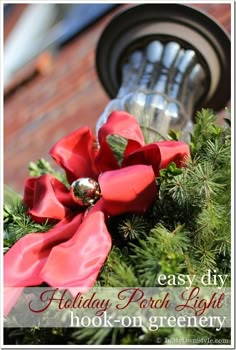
29, 158, 67, 185
4, 201, 52, 253
3, 109, 231, 345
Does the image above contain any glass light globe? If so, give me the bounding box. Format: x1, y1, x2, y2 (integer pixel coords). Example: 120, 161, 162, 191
96, 41, 206, 142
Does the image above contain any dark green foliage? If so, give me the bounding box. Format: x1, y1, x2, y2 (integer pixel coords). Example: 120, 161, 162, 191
130, 224, 190, 285
4, 201, 52, 253
118, 214, 148, 240
3, 109, 231, 345
4, 328, 74, 345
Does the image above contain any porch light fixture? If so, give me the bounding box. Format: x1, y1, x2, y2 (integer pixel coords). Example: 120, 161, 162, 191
95, 4, 230, 140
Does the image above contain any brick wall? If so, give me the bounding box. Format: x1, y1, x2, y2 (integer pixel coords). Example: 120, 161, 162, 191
4, 4, 231, 193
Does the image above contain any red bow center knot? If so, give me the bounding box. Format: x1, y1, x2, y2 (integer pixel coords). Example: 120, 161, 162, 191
4, 111, 190, 315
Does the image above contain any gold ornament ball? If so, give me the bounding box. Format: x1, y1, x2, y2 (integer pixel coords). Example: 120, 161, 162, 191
70, 177, 100, 206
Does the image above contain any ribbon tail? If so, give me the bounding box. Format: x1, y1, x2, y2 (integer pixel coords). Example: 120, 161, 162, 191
4, 287, 24, 316
4, 213, 83, 315
40, 211, 112, 293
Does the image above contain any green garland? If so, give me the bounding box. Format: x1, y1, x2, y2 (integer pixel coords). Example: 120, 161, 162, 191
4, 109, 231, 345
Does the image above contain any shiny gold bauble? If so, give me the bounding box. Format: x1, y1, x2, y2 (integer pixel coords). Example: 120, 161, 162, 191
71, 178, 100, 206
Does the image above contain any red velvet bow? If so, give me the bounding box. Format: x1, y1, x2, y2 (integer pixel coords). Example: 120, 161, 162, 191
4, 111, 190, 315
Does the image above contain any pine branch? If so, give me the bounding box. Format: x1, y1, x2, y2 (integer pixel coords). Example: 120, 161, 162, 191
4, 185, 21, 205
29, 158, 67, 185
99, 247, 139, 287
72, 327, 116, 345
118, 214, 148, 240
130, 224, 190, 286
4, 200, 52, 252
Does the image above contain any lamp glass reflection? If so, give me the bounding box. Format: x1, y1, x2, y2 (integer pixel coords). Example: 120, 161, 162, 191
96, 40, 207, 141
